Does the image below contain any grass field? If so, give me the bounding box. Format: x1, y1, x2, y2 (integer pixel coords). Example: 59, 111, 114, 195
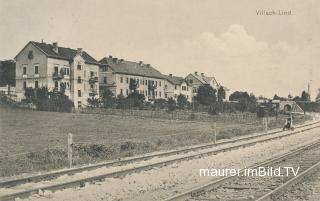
0, 104, 312, 177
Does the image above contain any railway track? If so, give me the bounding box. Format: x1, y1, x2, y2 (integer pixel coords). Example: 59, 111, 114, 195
164, 135, 320, 201
0, 120, 320, 201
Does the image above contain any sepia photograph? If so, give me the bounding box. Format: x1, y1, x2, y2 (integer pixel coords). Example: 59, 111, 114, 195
1, 0, 320, 200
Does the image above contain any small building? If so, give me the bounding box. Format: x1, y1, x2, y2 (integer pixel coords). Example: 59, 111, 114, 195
14, 41, 100, 108
163, 74, 192, 102
185, 72, 229, 101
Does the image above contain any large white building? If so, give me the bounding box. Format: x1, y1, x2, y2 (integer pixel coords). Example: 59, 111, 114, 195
99, 56, 165, 101
14, 41, 100, 108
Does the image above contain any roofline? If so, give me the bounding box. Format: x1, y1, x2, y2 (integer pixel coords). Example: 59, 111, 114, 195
14, 41, 48, 60
113, 72, 165, 80
187, 73, 206, 84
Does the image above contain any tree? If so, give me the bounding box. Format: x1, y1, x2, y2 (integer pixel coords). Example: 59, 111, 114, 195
229, 91, 257, 113
316, 89, 320, 103
126, 91, 145, 108
100, 88, 115, 108
217, 87, 226, 103
167, 97, 176, 111
301, 91, 310, 102
24, 87, 74, 112
177, 94, 188, 109
129, 78, 138, 93
154, 98, 167, 109
0, 60, 15, 87
195, 84, 217, 105
87, 97, 100, 108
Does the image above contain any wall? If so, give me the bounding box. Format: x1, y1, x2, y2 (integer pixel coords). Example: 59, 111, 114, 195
15, 43, 48, 100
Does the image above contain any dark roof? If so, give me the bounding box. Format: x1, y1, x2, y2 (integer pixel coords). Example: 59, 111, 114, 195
163, 75, 184, 85
16, 41, 99, 65
100, 57, 164, 79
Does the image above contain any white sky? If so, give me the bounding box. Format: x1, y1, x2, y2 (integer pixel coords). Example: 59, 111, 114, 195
1, 0, 319, 99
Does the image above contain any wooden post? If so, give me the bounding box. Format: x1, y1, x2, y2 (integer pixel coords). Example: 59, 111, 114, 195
68, 133, 73, 168
212, 122, 217, 143
264, 117, 268, 133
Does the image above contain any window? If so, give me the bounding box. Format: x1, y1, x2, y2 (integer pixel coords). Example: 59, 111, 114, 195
77, 76, 82, 83
90, 71, 94, 77
78, 90, 82, 97
55, 81, 59, 88
193, 87, 197, 93
34, 65, 39, 74
165, 93, 168, 98
182, 86, 187, 91
174, 85, 177, 90
64, 67, 70, 76
145, 91, 148, 96
141, 79, 143, 84
159, 91, 161, 97
67, 82, 70, 89
23, 66, 27, 75
23, 81, 27, 89
126, 89, 129, 95
120, 89, 123, 95
35, 80, 38, 88
78, 101, 82, 108
90, 84, 94, 89
103, 77, 107, 84
77, 64, 82, 70
159, 81, 161, 87
54, 66, 58, 74
120, 77, 123, 83
155, 81, 157, 86
126, 77, 129, 84
146, 80, 148, 85
190, 79, 193, 84
155, 91, 157, 97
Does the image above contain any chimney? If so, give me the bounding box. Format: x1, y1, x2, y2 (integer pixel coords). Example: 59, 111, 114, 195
119, 59, 124, 63
146, 64, 150, 67
195, 71, 198, 75
77, 48, 83, 55
201, 73, 204, 76
139, 61, 143, 66
169, 74, 173, 77
52, 42, 58, 54
109, 55, 112, 58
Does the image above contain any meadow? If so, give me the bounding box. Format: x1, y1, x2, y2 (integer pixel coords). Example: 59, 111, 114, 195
0, 105, 311, 177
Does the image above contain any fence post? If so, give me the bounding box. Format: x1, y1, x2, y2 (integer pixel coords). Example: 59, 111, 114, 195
68, 133, 73, 168
212, 122, 217, 143
264, 117, 268, 133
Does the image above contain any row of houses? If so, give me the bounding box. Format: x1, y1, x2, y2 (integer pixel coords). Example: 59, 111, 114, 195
10, 41, 229, 108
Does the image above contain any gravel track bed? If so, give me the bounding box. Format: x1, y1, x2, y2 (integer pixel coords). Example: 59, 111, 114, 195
192, 143, 320, 201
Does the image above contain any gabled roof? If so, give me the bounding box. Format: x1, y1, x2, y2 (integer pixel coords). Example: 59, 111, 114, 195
163, 75, 184, 85
99, 57, 164, 79
15, 41, 99, 65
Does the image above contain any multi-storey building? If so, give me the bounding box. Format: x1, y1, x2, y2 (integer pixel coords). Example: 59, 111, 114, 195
163, 74, 192, 102
185, 72, 229, 100
99, 56, 165, 101
14, 41, 100, 108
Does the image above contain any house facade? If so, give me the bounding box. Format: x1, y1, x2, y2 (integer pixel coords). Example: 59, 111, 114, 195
14, 41, 100, 108
99, 56, 165, 101
163, 74, 192, 102
185, 72, 229, 101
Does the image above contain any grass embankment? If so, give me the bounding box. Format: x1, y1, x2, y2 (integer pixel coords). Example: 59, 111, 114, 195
0, 104, 312, 177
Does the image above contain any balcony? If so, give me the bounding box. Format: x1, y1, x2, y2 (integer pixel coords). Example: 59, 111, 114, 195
89, 89, 98, 96
89, 76, 98, 84
52, 71, 64, 80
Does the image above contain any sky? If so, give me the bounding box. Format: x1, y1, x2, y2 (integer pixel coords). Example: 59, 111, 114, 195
1, 0, 320, 99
